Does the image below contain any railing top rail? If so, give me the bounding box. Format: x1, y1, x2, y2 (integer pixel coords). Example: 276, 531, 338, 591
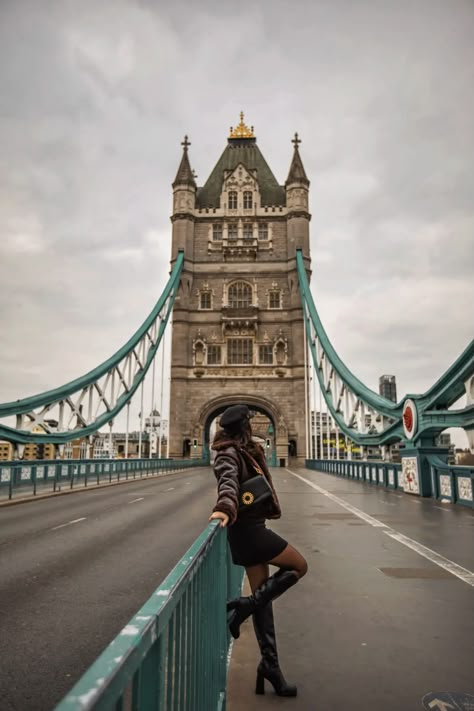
55, 521, 221, 711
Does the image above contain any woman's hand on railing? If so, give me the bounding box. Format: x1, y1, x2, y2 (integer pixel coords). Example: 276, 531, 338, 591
209, 511, 230, 528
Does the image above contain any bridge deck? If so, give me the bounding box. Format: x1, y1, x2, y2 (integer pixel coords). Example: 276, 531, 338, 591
226, 466, 474, 711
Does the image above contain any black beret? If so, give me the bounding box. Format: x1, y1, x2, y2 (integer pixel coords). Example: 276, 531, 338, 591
220, 405, 254, 429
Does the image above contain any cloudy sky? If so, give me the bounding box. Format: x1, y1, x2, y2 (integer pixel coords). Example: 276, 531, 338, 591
0, 0, 472, 445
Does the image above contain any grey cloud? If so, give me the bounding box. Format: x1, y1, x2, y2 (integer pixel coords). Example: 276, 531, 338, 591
0, 0, 473, 446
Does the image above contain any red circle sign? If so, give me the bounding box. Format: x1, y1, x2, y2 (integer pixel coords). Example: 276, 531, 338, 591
402, 399, 417, 439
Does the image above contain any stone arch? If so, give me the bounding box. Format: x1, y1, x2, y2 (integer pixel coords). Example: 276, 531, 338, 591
199, 393, 288, 466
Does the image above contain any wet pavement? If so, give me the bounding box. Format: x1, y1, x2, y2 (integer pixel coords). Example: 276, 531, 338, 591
226, 466, 474, 711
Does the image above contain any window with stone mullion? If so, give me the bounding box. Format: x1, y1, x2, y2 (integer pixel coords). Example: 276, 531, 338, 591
269, 291, 281, 309
228, 191, 238, 209
207, 345, 221, 365
228, 281, 252, 308
259, 345, 273, 364
243, 191, 253, 209
212, 224, 223, 241
227, 223, 238, 241
200, 292, 211, 309
243, 223, 253, 240
258, 223, 268, 240
227, 338, 253, 365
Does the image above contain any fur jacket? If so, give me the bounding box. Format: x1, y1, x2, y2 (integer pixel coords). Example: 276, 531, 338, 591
211, 432, 281, 526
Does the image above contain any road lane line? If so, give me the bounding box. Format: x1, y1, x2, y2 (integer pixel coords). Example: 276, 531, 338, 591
166, 487, 175, 491
285, 469, 474, 588
51, 517, 86, 531
128, 497, 145, 504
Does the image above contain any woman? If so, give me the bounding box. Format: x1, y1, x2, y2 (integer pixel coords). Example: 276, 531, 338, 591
209, 404, 308, 697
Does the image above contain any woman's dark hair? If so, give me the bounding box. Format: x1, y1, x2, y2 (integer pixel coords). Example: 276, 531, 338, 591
225, 418, 252, 447
214, 418, 263, 460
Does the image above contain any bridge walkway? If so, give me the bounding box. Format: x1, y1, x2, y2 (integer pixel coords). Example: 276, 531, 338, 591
226, 466, 474, 711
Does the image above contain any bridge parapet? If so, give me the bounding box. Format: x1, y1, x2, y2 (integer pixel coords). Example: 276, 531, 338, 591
55, 522, 243, 711
0, 457, 207, 502
306, 458, 474, 508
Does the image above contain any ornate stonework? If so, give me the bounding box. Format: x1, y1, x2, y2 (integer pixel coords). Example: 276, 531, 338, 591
402, 456, 420, 494
457, 476, 473, 501
439, 474, 452, 498
169, 122, 311, 464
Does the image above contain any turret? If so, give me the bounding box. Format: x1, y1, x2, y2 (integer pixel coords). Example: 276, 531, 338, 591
285, 133, 310, 259
171, 135, 196, 261
172, 135, 197, 214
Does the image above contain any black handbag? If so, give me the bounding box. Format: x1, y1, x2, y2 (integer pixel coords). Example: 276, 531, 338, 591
238, 453, 273, 513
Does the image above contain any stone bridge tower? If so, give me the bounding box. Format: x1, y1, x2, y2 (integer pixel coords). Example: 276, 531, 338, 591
168, 115, 311, 465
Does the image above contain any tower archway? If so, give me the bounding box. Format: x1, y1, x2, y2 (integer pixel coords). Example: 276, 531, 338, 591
199, 394, 287, 466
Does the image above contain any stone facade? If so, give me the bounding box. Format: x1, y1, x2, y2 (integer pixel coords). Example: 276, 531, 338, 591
168, 119, 312, 465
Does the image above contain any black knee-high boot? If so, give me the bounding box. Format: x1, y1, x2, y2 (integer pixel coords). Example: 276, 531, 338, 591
253, 602, 297, 697
227, 569, 298, 639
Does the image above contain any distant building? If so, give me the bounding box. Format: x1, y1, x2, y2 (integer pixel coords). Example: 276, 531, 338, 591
379, 374, 397, 402
0, 441, 13, 461
436, 432, 455, 465
1, 421, 58, 461
310, 411, 362, 460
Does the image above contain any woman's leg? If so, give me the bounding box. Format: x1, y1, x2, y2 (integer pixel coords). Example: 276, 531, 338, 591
245, 563, 269, 593
247, 562, 298, 696
268, 544, 308, 579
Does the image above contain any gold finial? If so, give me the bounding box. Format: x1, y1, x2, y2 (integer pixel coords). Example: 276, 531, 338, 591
229, 111, 255, 139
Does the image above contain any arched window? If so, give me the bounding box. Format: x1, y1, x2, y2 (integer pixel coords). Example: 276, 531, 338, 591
228, 281, 252, 308
228, 191, 237, 209
243, 191, 253, 209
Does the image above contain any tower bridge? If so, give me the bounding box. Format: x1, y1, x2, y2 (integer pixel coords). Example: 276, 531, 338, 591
0, 115, 473, 711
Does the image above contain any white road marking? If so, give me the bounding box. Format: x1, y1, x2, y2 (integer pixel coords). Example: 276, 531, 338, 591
286, 469, 474, 588
166, 487, 175, 491
51, 517, 86, 531
128, 497, 145, 504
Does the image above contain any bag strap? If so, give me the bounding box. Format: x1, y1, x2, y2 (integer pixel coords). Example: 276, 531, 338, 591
237, 447, 264, 476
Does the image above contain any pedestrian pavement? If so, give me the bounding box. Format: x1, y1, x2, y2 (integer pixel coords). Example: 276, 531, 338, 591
226, 465, 474, 711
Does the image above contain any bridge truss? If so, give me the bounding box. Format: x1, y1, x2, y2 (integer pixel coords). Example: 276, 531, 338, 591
296, 250, 474, 451
0, 252, 184, 453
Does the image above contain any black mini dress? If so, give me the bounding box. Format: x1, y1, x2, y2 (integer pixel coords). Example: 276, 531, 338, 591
226, 516, 288, 567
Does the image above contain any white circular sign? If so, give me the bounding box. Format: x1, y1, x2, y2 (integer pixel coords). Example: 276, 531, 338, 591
402, 399, 417, 439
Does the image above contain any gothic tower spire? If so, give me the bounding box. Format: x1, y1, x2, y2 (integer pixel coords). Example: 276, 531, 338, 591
172, 135, 197, 189
285, 133, 309, 186
285, 133, 310, 259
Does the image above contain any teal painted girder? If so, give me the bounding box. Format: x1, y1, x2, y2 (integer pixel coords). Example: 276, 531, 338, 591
417, 339, 474, 409
0, 252, 184, 444
296, 250, 474, 445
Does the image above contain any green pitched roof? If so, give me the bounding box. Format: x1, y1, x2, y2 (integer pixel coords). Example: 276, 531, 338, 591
196, 138, 286, 208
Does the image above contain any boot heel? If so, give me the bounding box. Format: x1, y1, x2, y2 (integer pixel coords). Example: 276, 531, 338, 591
255, 671, 265, 695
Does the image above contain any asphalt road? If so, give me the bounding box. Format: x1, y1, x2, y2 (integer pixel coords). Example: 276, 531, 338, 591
0, 467, 217, 711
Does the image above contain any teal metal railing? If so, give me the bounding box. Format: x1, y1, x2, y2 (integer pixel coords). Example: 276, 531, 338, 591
306, 458, 402, 489
55, 522, 244, 711
0, 457, 207, 501
427, 455, 474, 508
306, 458, 474, 508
